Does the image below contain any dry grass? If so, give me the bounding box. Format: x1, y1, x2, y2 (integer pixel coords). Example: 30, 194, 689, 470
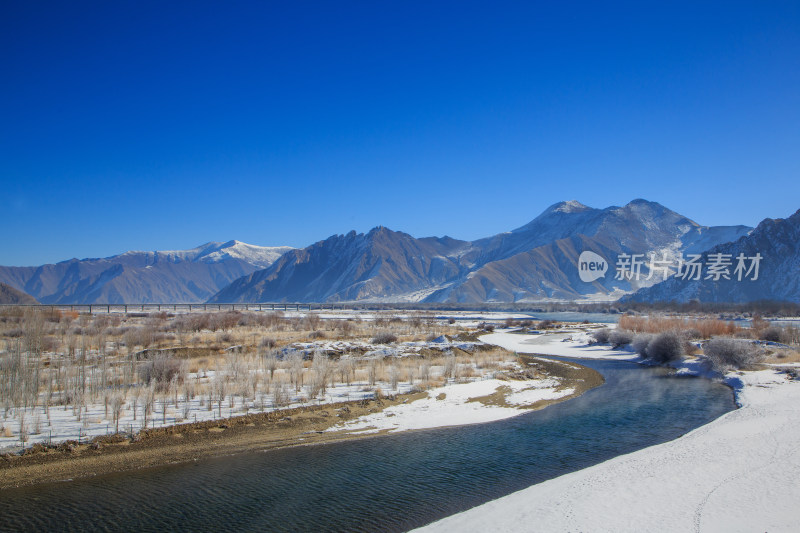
763, 348, 800, 364
1, 308, 523, 449
618, 314, 739, 338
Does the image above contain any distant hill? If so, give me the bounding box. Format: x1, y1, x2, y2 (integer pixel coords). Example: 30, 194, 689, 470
626, 209, 800, 304
211, 228, 473, 303
210, 199, 753, 304
0, 241, 293, 304
0, 282, 37, 305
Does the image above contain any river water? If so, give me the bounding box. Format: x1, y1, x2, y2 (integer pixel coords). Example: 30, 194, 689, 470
0, 358, 735, 532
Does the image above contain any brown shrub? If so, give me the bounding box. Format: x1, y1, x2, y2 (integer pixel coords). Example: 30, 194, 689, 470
617, 315, 739, 338
138, 354, 185, 391
371, 332, 398, 344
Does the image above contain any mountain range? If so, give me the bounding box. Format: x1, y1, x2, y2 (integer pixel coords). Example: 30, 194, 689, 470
4, 199, 797, 305
627, 209, 800, 304
209, 199, 753, 304
0, 241, 293, 304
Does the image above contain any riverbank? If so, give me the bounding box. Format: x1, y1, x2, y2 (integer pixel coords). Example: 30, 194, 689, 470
0, 394, 404, 490
417, 331, 800, 532
0, 352, 602, 490
324, 355, 603, 436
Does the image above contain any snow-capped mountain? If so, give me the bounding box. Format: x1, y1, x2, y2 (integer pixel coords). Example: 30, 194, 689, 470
471, 199, 750, 267
0, 241, 293, 304
210, 228, 473, 303
627, 209, 800, 304
118, 240, 293, 269
210, 200, 754, 304
5, 201, 774, 305
427, 199, 752, 302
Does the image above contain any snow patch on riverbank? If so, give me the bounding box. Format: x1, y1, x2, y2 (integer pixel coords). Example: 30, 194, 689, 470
326, 377, 572, 435
480, 329, 640, 361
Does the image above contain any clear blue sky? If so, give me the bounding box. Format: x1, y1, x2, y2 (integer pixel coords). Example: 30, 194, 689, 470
2, 1, 799, 266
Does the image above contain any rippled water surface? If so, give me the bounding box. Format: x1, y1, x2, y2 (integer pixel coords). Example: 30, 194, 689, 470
0, 359, 734, 532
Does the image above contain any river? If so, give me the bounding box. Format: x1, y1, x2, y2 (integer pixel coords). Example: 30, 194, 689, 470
0, 358, 735, 532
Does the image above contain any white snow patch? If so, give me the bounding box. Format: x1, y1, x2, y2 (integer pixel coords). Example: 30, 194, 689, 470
326, 377, 572, 435
479, 330, 640, 361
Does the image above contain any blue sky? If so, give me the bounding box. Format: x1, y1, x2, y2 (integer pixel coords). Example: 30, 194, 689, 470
2, 1, 799, 266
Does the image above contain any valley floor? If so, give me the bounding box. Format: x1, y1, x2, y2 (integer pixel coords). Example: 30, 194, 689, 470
416, 331, 800, 533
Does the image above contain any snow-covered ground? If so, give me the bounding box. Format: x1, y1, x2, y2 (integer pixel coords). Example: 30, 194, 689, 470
480, 329, 639, 361
0, 370, 408, 452
282, 336, 481, 359
319, 328, 591, 436
415, 331, 800, 533
326, 377, 571, 435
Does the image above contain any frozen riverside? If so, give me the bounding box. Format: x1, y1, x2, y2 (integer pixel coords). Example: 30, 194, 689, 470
416, 331, 800, 532
0, 327, 739, 531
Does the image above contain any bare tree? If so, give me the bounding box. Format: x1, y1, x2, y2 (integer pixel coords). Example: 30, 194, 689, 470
111, 394, 124, 433
311, 352, 331, 395
273, 379, 289, 407
288, 352, 304, 392
18, 410, 28, 447
264, 352, 279, 379
367, 356, 383, 386
389, 363, 400, 391
443, 354, 456, 380
338, 358, 354, 386
420, 362, 431, 384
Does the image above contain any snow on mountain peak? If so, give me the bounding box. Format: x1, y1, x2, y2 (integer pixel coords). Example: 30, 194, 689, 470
550, 200, 591, 214
110, 241, 294, 269
195, 241, 294, 268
